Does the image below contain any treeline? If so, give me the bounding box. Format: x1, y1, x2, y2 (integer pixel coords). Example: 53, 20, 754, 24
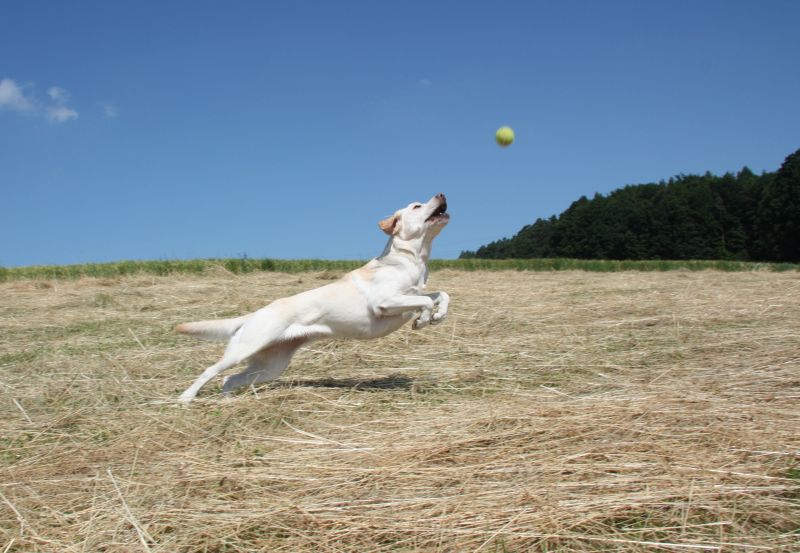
461, 148, 800, 262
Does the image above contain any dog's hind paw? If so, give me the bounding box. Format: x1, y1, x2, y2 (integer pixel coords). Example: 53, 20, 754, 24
177, 391, 196, 405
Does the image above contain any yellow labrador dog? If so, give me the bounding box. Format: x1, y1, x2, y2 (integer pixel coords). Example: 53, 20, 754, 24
176, 193, 450, 403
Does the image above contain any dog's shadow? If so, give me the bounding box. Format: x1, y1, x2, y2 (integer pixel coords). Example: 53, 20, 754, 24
272, 373, 414, 391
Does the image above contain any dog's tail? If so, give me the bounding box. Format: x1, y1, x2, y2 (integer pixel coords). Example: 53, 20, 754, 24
175, 316, 249, 342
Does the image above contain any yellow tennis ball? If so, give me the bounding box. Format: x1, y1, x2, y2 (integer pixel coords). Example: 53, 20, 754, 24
495, 126, 515, 147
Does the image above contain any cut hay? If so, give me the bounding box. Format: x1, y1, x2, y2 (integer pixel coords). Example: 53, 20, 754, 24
1, 270, 798, 551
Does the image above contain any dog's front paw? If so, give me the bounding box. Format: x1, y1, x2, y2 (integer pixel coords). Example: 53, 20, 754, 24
430, 292, 449, 325
412, 313, 431, 330
431, 311, 447, 325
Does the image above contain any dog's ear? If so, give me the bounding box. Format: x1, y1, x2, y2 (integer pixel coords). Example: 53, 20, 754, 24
378, 214, 399, 235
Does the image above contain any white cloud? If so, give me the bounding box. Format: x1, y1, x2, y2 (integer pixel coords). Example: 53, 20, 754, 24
102, 103, 118, 118
47, 105, 79, 122
47, 85, 78, 122
47, 86, 69, 103
0, 77, 80, 123
0, 78, 36, 112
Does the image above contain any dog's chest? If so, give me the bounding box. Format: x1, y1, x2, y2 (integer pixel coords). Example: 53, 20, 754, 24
408, 277, 425, 295
354, 261, 426, 297
401, 269, 427, 296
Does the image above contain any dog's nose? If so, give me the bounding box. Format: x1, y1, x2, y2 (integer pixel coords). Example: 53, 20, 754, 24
436, 193, 446, 202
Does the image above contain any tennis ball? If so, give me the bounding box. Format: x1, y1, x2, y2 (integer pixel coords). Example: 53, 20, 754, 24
495, 126, 515, 147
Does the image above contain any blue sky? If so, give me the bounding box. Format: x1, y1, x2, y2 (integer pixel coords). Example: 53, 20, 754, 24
2, 1, 799, 267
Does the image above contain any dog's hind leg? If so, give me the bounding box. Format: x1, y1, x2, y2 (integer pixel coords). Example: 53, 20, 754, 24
178, 305, 306, 403
222, 338, 306, 395
178, 295, 325, 403
178, 353, 244, 404
177, 325, 277, 404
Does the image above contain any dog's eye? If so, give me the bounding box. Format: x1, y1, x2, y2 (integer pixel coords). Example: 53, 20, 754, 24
413, 204, 422, 209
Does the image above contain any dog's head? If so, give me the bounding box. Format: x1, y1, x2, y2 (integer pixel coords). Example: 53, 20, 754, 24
378, 193, 449, 242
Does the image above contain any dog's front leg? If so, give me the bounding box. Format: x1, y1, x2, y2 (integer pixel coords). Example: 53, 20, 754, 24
426, 291, 450, 324
376, 294, 434, 328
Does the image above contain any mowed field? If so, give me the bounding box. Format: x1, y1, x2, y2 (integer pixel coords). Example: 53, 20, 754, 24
1, 269, 798, 552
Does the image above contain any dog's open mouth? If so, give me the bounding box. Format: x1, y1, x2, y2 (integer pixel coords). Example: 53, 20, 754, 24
426, 200, 449, 222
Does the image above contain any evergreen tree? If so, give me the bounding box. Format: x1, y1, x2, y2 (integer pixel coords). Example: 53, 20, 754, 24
755, 150, 800, 261
460, 148, 800, 262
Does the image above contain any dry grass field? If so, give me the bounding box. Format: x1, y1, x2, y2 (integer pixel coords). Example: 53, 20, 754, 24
1, 269, 798, 552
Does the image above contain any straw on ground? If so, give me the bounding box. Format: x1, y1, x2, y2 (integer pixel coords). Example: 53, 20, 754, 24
1, 269, 798, 552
